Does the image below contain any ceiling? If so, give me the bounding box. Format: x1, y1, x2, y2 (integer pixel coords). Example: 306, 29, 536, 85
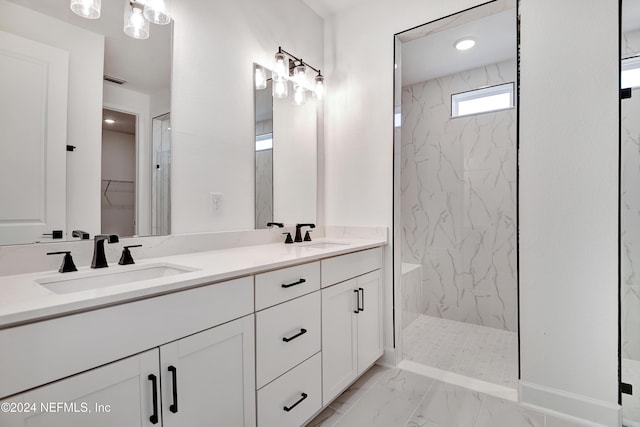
103, 109, 136, 135
7, 0, 171, 95
401, 8, 517, 86
301, 0, 368, 18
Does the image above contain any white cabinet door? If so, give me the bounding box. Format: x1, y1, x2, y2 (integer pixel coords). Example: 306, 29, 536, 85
321, 278, 358, 406
160, 315, 256, 427
0, 31, 68, 245
356, 270, 383, 374
0, 349, 160, 427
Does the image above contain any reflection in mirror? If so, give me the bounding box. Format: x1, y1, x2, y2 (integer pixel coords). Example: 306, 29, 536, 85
101, 108, 136, 236
394, 0, 518, 390
0, 0, 172, 245
253, 63, 317, 229
621, 0, 640, 422
255, 67, 274, 229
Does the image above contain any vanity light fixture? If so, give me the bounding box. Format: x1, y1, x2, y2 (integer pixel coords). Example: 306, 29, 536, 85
104, 119, 116, 124
124, 1, 150, 40
143, 0, 172, 25
72, 0, 172, 40
270, 47, 324, 104
314, 73, 324, 99
293, 84, 306, 106
455, 38, 476, 51
70, 0, 101, 19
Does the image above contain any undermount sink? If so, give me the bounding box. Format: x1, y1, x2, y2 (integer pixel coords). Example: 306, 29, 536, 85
301, 242, 350, 250
37, 263, 196, 294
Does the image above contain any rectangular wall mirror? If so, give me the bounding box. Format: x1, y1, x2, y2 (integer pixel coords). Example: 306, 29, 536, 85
0, 0, 172, 245
254, 63, 317, 229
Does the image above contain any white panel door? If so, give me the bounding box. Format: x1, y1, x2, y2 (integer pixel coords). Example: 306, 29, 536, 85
321, 278, 358, 406
0, 31, 68, 245
356, 270, 383, 374
0, 349, 160, 427
160, 315, 256, 427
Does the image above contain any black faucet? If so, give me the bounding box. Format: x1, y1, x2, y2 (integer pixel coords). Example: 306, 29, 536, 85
266, 222, 284, 228
294, 223, 315, 243
91, 234, 119, 268
72, 230, 90, 240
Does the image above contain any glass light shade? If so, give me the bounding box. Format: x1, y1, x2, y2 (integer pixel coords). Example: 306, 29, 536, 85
143, 0, 172, 25
273, 52, 288, 80
124, 3, 150, 40
70, 0, 101, 19
272, 77, 288, 99
314, 74, 324, 99
293, 63, 307, 86
293, 84, 306, 105
255, 66, 267, 90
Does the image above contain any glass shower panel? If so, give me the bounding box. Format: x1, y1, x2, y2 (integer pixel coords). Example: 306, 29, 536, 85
622, 0, 640, 423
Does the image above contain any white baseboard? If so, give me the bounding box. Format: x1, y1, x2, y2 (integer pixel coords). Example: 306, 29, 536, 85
519, 381, 621, 426
378, 347, 398, 368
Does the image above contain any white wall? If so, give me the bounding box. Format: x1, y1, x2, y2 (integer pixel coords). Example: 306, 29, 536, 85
170, 0, 323, 233
517, 1, 619, 424
0, 0, 104, 239
324, 0, 619, 423
103, 84, 152, 236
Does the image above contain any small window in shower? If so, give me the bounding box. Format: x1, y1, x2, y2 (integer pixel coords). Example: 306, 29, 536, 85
256, 133, 273, 151
451, 82, 514, 117
622, 56, 640, 89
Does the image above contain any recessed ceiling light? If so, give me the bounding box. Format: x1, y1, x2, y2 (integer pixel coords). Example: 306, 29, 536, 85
104, 119, 115, 124
455, 38, 476, 51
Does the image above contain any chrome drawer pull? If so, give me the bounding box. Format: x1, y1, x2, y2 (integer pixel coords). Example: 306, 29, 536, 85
282, 278, 306, 288
282, 328, 307, 342
283, 393, 308, 412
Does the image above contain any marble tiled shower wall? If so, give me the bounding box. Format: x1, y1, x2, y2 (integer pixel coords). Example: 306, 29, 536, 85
401, 60, 517, 332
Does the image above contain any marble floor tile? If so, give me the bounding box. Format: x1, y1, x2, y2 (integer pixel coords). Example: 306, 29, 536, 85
306, 365, 596, 427
332, 370, 434, 427
405, 381, 484, 427
474, 395, 544, 427
328, 364, 390, 412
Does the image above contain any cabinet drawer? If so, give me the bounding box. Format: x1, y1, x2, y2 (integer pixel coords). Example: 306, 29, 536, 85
256, 292, 320, 389
257, 352, 321, 427
321, 247, 382, 288
255, 262, 320, 310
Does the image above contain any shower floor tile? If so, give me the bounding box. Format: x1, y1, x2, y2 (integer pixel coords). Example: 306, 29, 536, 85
402, 315, 518, 389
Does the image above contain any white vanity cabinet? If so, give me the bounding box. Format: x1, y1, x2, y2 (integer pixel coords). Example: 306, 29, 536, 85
0, 315, 256, 427
321, 249, 383, 406
0, 348, 160, 427
255, 262, 322, 426
159, 315, 256, 427
0, 242, 386, 427
0, 276, 256, 427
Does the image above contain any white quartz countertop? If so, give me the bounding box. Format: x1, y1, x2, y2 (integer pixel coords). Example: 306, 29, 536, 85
0, 237, 386, 328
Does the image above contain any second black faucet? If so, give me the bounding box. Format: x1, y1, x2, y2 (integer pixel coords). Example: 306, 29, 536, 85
294, 224, 315, 243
